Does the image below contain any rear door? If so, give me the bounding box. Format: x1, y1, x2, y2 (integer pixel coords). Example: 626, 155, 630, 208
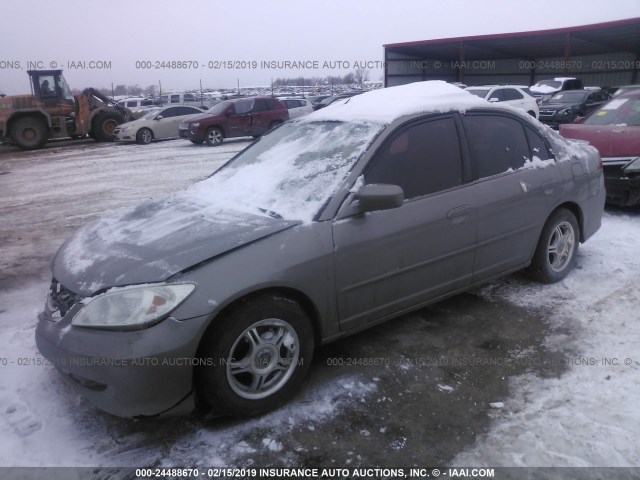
461, 112, 562, 281
332, 115, 477, 331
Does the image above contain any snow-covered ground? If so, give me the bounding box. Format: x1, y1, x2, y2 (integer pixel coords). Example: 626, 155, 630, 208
1, 138, 639, 471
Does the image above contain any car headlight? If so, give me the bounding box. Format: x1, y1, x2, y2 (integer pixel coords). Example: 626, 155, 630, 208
179, 122, 188, 129
560, 108, 573, 116
72, 283, 195, 330
120, 125, 132, 132
191, 122, 199, 127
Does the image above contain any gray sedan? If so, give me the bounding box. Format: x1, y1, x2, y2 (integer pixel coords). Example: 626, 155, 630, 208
36, 82, 605, 418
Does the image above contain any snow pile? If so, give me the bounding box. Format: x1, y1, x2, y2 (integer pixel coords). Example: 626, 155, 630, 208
453, 212, 640, 467
307, 81, 488, 124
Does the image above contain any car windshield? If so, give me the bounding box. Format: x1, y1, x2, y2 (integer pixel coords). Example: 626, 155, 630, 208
140, 108, 162, 119
187, 120, 384, 222
549, 91, 588, 103
466, 89, 490, 98
584, 97, 640, 126
206, 101, 232, 115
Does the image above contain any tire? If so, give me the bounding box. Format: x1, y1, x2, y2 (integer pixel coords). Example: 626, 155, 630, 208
196, 295, 314, 418
10, 116, 48, 150
204, 127, 223, 146
136, 127, 153, 145
92, 111, 124, 142
530, 209, 579, 283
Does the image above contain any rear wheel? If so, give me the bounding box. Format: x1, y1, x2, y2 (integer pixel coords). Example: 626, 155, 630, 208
11, 116, 48, 150
136, 127, 153, 145
92, 111, 124, 142
196, 295, 314, 418
530, 209, 579, 283
204, 127, 223, 146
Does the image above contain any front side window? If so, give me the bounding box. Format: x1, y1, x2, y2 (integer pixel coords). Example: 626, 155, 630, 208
463, 114, 530, 178
160, 107, 180, 118
365, 117, 463, 199
234, 99, 254, 114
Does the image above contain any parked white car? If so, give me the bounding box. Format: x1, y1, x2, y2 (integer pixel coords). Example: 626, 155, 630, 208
465, 85, 539, 118
279, 97, 314, 118
114, 105, 204, 144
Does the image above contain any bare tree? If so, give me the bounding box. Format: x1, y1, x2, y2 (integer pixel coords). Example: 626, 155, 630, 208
354, 68, 370, 89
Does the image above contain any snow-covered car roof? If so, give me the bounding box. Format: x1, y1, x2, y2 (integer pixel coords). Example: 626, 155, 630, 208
306, 81, 489, 125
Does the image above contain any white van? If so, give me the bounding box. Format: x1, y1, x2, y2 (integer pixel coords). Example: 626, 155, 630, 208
160, 92, 202, 106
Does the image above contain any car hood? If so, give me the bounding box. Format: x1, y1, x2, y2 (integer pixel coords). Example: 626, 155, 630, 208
540, 102, 578, 109
560, 124, 640, 157
52, 193, 299, 296
182, 112, 219, 124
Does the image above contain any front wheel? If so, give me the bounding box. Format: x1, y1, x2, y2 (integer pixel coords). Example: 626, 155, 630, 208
136, 127, 153, 145
204, 127, 223, 146
530, 209, 579, 283
196, 295, 314, 417
92, 111, 124, 142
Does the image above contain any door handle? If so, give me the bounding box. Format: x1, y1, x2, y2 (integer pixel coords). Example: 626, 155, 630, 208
447, 205, 471, 223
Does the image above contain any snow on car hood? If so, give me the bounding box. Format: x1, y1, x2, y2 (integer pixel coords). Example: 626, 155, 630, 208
52, 193, 299, 296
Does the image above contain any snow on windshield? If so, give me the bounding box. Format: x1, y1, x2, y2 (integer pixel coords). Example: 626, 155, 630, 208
188, 120, 383, 223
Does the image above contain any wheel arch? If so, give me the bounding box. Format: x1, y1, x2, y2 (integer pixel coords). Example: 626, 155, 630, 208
7, 110, 51, 133
196, 286, 322, 354
552, 201, 585, 242
205, 124, 226, 136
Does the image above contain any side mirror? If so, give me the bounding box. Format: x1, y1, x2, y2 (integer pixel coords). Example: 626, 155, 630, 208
573, 116, 585, 124
488, 97, 499, 103
155, 115, 163, 120
356, 184, 404, 213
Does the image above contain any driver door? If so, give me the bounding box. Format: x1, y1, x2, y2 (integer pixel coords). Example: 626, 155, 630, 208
332, 116, 477, 331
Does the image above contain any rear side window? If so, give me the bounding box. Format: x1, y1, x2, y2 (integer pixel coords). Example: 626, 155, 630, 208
463, 114, 530, 178
525, 128, 552, 160
365, 117, 463, 199
500, 88, 524, 100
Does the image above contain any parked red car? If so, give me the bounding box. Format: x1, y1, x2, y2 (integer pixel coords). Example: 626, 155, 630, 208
179, 97, 289, 145
560, 90, 640, 206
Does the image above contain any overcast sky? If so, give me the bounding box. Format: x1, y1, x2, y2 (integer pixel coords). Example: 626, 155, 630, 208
1, 0, 639, 94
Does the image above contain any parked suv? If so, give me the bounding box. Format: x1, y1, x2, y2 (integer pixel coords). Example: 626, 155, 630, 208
465, 85, 539, 118
539, 89, 609, 128
179, 97, 289, 145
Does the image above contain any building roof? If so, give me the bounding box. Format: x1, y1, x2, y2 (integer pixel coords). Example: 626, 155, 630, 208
384, 17, 640, 61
